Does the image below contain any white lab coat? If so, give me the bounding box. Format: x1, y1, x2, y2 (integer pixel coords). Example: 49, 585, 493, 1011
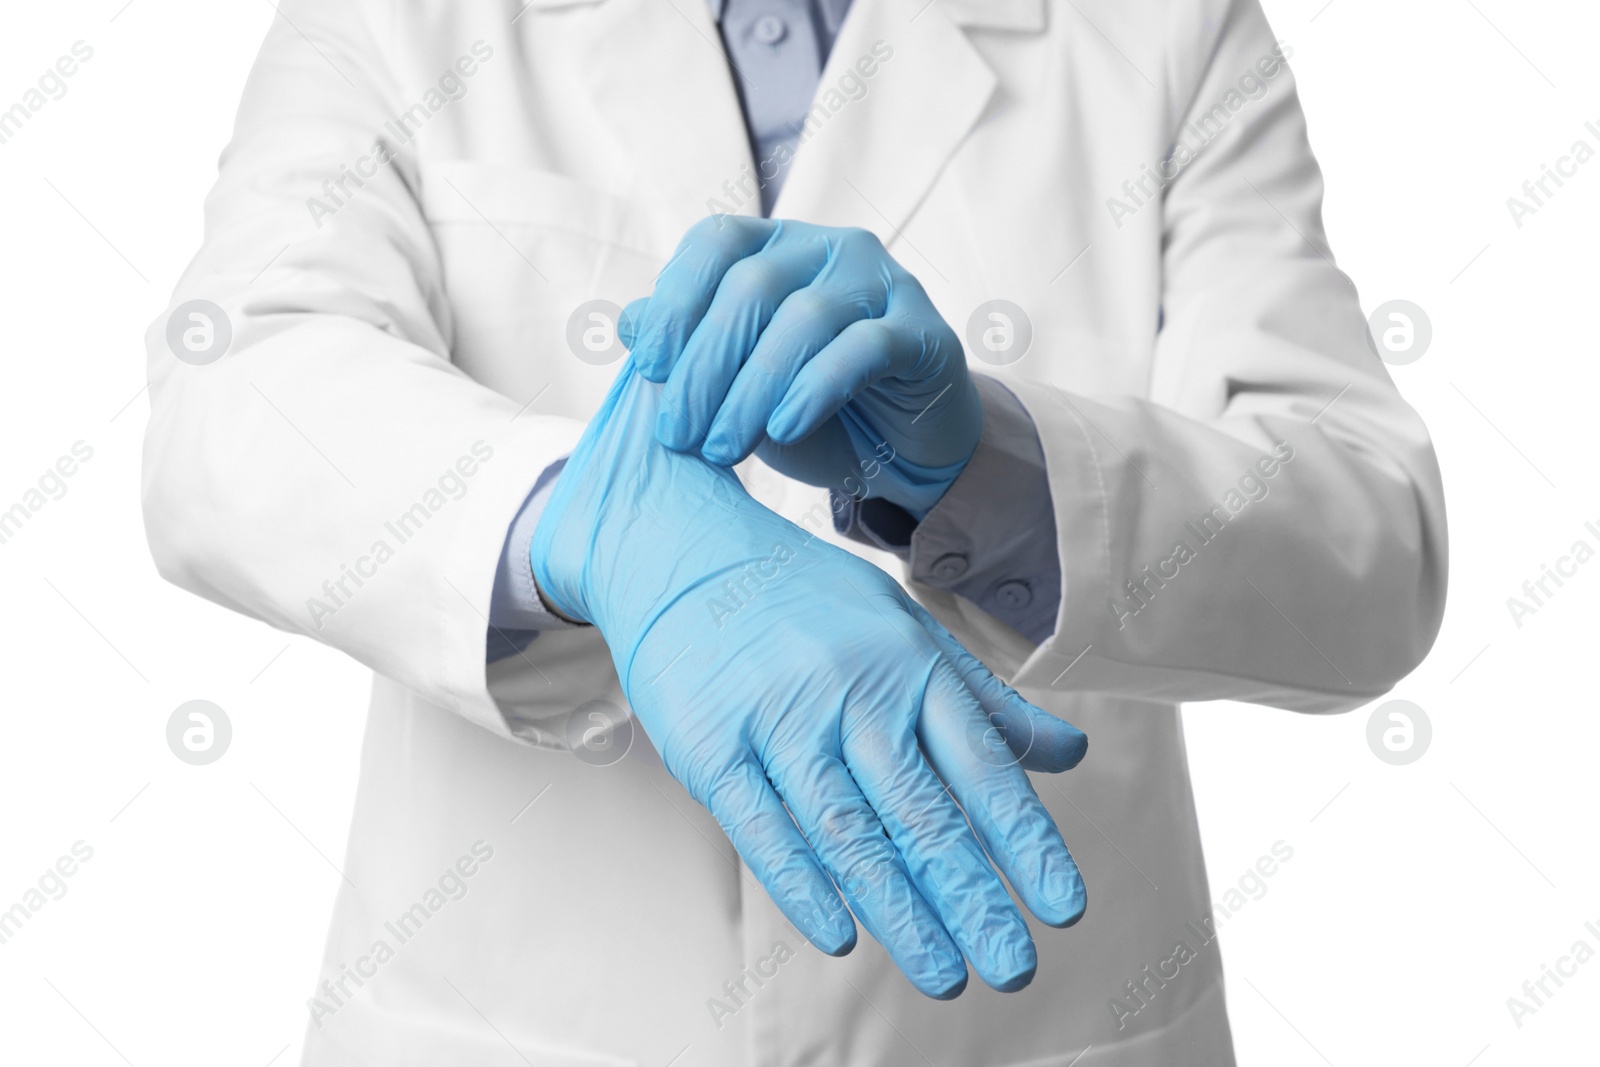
142, 0, 1446, 1063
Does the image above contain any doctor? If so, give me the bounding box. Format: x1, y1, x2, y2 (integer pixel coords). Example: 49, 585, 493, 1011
143, 0, 1446, 1064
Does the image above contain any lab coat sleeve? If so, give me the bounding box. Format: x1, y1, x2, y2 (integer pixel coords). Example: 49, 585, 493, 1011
1002, 0, 1447, 713
141, 0, 585, 737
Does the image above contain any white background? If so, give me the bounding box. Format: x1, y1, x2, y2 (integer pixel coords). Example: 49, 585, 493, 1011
1, 1, 1595, 1064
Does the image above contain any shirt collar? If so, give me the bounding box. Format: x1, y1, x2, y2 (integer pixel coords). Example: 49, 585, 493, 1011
706, 0, 854, 32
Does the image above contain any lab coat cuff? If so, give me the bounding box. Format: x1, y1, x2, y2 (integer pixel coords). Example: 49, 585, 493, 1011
987, 377, 1115, 690
439, 415, 589, 739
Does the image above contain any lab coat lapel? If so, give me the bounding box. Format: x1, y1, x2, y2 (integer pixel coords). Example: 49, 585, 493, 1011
576, 0, 759, 228
772, 0, 1045, 237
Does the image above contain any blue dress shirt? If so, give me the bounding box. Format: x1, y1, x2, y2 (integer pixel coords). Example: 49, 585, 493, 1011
711, 0, 852, 214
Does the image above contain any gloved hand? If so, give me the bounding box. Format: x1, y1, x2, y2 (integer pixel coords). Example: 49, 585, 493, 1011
623, 217, 981, 520
531, 359, 1088, 998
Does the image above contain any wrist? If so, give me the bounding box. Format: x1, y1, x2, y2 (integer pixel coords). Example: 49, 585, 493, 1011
863, 420, 981, 522
863, 371, 983, 521
529, 360, 802, 674
530, 566, 588, 625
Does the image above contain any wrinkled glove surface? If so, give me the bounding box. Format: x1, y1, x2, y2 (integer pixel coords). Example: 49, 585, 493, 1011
531, 360, 1087, 998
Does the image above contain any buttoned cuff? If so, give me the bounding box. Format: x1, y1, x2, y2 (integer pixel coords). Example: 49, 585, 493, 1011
488, 457, 584, 661
832, 376, 1061, 643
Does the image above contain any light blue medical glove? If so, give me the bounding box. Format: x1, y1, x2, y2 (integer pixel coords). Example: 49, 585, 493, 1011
531, 359, 1088, 999
624, 217, 982, 520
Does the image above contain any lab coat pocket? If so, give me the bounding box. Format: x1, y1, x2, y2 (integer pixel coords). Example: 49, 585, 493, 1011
416, 161, 672, 412
418, 160, 670, 262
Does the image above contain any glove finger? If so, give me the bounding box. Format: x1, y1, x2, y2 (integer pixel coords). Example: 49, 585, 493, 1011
703, 758, 857, 956
766, 316, 916, 446
766, 266, 960, 445
617, 297, 650, 350
905, 599, 1088, 773
659, 235, 827, 453
701, 280, 879, 465
917, 661, 1088, 929
839, 675, 1039, 993
774, 752, 969, 999
634, 216, 777, 382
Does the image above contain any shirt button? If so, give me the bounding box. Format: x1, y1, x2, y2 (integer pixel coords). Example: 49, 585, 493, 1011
995, 580, 1033, 609
929, 553, 969, 582
752, 15, 788, 44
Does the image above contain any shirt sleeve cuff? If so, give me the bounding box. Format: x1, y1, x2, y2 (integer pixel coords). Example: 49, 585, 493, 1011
833, 375, 1061, 643
487, 457, 584, 660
